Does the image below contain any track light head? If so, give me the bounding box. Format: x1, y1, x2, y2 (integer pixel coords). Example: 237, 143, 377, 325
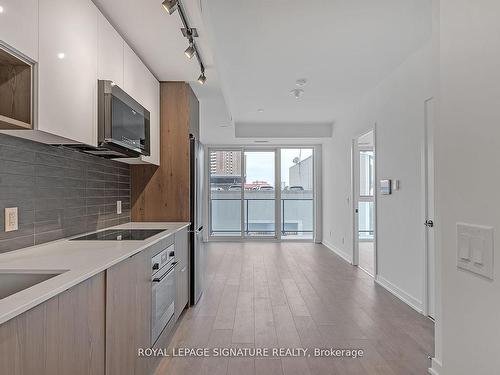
184, 43, 196, 59
290, 88, 304, 99
162, 0, 178, 15
197, 72, 207, 85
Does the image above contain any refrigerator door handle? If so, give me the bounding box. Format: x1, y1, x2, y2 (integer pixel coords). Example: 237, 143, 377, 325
188, 226, 204, 234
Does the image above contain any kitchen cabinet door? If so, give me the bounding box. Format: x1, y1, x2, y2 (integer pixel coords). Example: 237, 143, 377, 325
106, 248, 152, 375
0, 0, 38, 60
38, 0, 98, 146
141, 71, 160, 166
174, 228, 189, 320
123, 44, 160, 166
98, 12, 124, 87
175, 227, 189, 268
0, 272, 106, 375
123, 44, 146, 106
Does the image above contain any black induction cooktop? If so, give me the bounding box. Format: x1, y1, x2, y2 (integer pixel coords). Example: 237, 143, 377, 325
71, 229, 165, 241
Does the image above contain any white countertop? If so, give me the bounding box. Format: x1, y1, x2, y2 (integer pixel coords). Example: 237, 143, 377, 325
0, 222, 190, 325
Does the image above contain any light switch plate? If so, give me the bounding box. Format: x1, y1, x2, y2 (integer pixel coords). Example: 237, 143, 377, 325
457, 223, 494, 280
116, 200, 122, 215
5, 207, 18, 232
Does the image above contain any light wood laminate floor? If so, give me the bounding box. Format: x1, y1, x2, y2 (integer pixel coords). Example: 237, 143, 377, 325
359, 242, 375, 277
155, 242, 434, 375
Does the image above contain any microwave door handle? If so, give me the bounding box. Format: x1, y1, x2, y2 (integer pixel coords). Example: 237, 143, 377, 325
152, 262, 177, 283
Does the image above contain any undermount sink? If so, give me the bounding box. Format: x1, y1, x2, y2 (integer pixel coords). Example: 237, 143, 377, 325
0, 271, 66, 300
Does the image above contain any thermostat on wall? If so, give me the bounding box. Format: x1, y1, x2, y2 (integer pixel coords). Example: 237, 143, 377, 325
380, 179, 392, 195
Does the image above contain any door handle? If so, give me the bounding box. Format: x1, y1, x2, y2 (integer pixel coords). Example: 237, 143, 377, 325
425, 220, 434, 228
152, 262, 177, 282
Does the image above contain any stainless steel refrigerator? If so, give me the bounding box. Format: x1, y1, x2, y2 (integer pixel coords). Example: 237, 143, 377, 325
189, 134, 205, 305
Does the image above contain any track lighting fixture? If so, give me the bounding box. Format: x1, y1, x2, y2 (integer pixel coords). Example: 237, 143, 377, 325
161, 0, 206, 84
184, 42, 196, 59
197, 72, 207, 85
162, 0, 178, 15
290, 88, 304, 99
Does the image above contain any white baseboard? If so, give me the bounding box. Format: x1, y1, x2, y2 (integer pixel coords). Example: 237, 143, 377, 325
322, 241, 353, 264
428, 358, 442, 375
375, 275, 423, 314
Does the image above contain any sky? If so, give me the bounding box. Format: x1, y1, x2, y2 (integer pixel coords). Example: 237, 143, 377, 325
244, 149, 313, 187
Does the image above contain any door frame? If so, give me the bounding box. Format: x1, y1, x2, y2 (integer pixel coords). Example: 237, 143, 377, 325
352, 126, 378, 277
422, 97, 436, 318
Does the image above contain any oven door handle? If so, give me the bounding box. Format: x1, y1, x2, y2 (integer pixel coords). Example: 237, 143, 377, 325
152, 262, 177, 283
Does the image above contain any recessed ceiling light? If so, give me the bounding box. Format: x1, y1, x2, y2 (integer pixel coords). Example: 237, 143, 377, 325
257, 109, 264, 113
57, 52, 66, 59
0, 6, 4, 13
290, 88, 304, 99
296, 78, 308, 87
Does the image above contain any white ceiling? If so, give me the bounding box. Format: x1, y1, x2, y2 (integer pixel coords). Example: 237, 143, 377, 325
93, 0, 431, 141
202, 0, 432, 125
92, 0, 216, 87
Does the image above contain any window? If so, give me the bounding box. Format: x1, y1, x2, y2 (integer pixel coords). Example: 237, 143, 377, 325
209, 150, 242, 236
208, 147, 316, 241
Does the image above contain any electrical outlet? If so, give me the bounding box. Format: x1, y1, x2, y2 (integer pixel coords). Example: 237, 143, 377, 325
5, 207, 18, 232
116, 200, 122, 215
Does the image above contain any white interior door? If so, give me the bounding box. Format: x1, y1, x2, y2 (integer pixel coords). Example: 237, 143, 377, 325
425, 98, 436, 319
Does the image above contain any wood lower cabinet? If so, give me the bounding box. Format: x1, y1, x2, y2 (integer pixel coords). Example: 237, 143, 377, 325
0, 272, 106, 375
175, 227, 189, 320
0, 231, 189, 375
105, 248, 152, 375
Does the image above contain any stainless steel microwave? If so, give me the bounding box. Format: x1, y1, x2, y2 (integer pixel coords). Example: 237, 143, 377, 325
97, 80, 150, 157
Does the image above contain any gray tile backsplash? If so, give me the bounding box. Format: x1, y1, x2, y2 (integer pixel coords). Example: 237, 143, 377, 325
0, 133, 131, 253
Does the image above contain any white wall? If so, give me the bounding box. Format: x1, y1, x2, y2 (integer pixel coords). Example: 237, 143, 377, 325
437, 1, 500, 374
322, 41, 432, 311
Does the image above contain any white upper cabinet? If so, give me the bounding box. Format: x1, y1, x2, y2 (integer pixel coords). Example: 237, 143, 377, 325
123, 44, 146, 104
0, 0, 39, 60
97, 13, 124, 87
38, 0, 98, 146
7, 0, 159, 164
123, 44, 160, 165
142, 71, 160, 166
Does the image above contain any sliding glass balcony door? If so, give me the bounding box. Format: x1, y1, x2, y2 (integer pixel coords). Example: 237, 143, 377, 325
280, 148, 314, 240
243, 150, 276, 238
208, 147, 315, 241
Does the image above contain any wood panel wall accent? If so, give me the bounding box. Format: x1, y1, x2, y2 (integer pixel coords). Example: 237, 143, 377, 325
0, 272, 106, 375
131, 82, 198, 222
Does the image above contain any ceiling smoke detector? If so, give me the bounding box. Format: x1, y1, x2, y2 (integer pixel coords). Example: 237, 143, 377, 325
290, 88, 304, 99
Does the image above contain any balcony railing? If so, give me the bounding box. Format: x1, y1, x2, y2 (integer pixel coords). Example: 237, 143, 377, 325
209, 194, 313, 238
